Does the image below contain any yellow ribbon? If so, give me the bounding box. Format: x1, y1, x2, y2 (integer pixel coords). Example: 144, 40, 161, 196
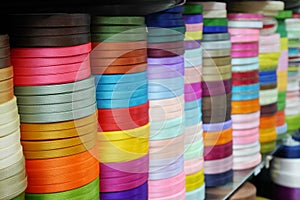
186, 169, 205, 192
185, 31, 203, 41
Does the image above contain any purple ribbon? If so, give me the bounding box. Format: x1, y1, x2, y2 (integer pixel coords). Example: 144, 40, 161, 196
184, 40, 201, 50
185, 90, 202, 102
183, 14, 203, 24
100, 182, 148, 200
147, 62, 184, 79
148, 56, 183, 65
203, 120, 232, 132
147, 71, 183, 79
274, 184, 300, 200
202, 79, 232, 96
185, 82, 202, 93
204, 141, 233, 160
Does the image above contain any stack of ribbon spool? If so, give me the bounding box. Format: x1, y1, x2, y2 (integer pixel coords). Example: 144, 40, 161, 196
227, 12, 263, 170
229, 0, 284, 155
285, 17, 300, 134
271, 137, 300, 200
200, 1, 233, 187
275, 10, 292, 143
9, 14, 100, 199
183, 3, 205, 200
146, 6, 186, 200
0, 34, 27, 200
91, 16, 149, 199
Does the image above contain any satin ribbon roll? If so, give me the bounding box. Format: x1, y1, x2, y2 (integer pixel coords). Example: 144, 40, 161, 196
204, 141, 232, 160
228, 13, 263, 21
202, 33, 230, 42
0, 65, 13, 81
148, 48, 184, 58
233, 130, 259, 145
260, 103, 278, 116
203, 128, 233, 146
259, 89, 278, 106
202, 40, 231, 50
98, 124, 150, 163
186, 184, 205, 200
204, 155, 233, 174
203, 10, 227, 19
184, 4, 203, 15
233, 141, 260, 156
232, 51, 258, 58
184, 157, 204, 176
203, 26, 228, 34
11, 34, 91, 47
26, 178, 99, 200
202, 120, 232, 132
232, 57, 258, 66
92, 41, 146, 51
149, 157, 184, 181
93, 16, 144, 25
259, 127, 277, 143
276, 123, 287, 135
229, 20, 263, 29
233, 153, 262, 170
91, 48, 147, 59
0, 171, 27, 200
92, 55, 147, 67
92, 33, 146, 42
148, 27, 185, 36
183, 14, 203, 24
92, 63, 147, 75
203, 49, 231, 58
232, 42, 258, 52
273, 183, 300, 200
231, 111, 260, 123
203, 18, 227, 27
205, 170, 233, 187
184, 31, 203, 41
148, 171, 185, 198
231, 34, 260, 44
260, 115, 276, 129
95, 71, 146, 84
184, 40, 201, 50
100, 182, 147, 200
203, 56, 231, 67
186, 169, 205, 192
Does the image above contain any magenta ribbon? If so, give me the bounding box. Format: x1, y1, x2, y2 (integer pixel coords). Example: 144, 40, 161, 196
204, 141, 233, 160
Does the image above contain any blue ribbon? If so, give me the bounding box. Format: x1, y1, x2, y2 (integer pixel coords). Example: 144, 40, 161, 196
96, 95, 147, 109
277, 123, 287, 135
205, 170, 233, 187
274, 144, 300, 158
185, 114, 202, 127
183, 14, 203, 24
232, 63, 259, 72
232, 57, 259, 65
100, 182, 148, 200
185, 99, 202, 111
146, 19, 185, 28
203, 120, 232, 132
231, 91, 259, 101
232, 83, 260, 93
203, 26, 228, 34
164, 5, 184, 13
94, 72, 147, 84
96, 83, 147, 93
96, 87, 147, 100
148, 88, 184, 100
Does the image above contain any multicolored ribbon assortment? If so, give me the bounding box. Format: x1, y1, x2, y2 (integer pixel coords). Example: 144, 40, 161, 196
227, 12, 262, 169
10, 14, 100, 199
200, 1, 233, 187
275, 10, 292, 143
91, 16, 149, 199
0, 35, 27, 199
183, 3, 205, 199
146, 6, 186, 200
271, 137, 300, 200
230, 1, 284, 154
285, 17, 300, 134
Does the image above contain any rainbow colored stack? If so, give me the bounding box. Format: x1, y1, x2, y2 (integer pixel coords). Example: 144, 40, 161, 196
285, 17, 300, 134
146, 6, 186, 200
0, 34, 27, 199
200, 1, 233, 187
183, 3, 205, 199
227, 12, 262, 170
229, 1, 284, 154
9, 14, 99, 199
275, 10, 292, 143
90, 16, 149, 199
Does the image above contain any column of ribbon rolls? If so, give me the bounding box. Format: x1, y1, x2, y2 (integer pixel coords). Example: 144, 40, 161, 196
183, 3, 205, 200
229, 1, 284, 154
200, 1, 233, 187
271, 137, 300, 200
274, 10, 292, 143
9, 14, 100, 199
90, 16, 149, 199
227, 13, 263, 170
146, 6, 186, 200
285, 17, 300, 134
0, 34, 27, 199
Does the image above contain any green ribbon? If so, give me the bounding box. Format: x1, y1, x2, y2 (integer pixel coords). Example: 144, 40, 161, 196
92, 16, 145, 25
276, 20, 288, 37
275, 10, 292, 19
203, 18, 228, 26
184, 4, 203, 14
25, 178, 99, 200
286, 113, 300, 131
92, 33, 147, 42
260, 141, 276, 154
148, 27, 186, 36
11, 192, 25, 200
14, 76, 94, 96
91, 25, 146, 34
148, 34, 184, 43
